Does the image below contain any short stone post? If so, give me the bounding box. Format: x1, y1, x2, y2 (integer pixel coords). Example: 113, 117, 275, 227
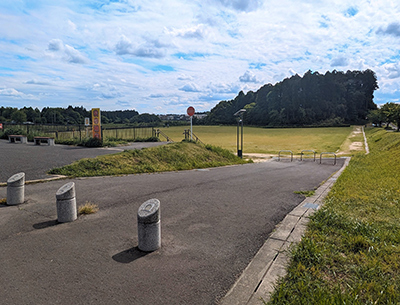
138, 198, 161, 252
7, 172, 25, 205
56, 182, 77, 223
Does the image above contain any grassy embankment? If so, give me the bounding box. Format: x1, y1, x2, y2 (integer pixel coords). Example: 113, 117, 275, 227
267, 128, 400, 304
159, 126, 353, 154
49, 141, 250, 177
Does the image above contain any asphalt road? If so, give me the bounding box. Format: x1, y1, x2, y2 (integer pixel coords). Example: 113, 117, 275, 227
0, 152, 344, 304
0, 139, 166, 183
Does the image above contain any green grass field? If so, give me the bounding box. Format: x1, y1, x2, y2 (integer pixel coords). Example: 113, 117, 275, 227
159, 125, 354, 154
267, 128, 400, 304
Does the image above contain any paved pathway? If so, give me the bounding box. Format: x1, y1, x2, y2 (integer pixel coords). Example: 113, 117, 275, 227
0, 143, 346, 304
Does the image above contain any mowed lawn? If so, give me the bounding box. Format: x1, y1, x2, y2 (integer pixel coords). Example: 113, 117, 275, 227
159, 126, 354, 154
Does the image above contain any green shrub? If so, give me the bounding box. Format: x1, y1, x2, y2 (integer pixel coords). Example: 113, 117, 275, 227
134, 136, 160, 142
81, 137, 103, 147
1, 127, 25, 139
55, 138, 81, 145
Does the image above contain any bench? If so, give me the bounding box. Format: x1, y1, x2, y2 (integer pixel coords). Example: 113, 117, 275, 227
34, 136, 55, 146
8, 135, 27, 144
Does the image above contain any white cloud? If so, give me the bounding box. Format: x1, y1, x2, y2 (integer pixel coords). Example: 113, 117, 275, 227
239, 70, 258, 83
1, 0, 400, 112
179, 83, 201, 92
114, 35, 166, 58
376, 22, 400, 37
48, 39, 64, 52
67, 20, 77, 32
177, 74, 193, 81
208, 82, 240, 94
25, 79, 52, 86
382, 63, 400, 79
331, 56, 349, 67
212, 0, 263, 12
0, 88, 37, 99
114, 35, 133, 55
64, 45, 88, 64
47, 39, 88, 64
167, 24, 209, 39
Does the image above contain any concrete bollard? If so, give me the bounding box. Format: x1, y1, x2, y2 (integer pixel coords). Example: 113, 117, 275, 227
7, 172, 25, 205
138, 198, 161, 252
56, 182, 77, 223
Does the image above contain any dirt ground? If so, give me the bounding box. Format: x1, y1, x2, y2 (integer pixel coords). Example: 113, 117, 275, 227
337, 126, 365, 155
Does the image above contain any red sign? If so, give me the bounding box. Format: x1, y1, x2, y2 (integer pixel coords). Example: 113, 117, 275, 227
187, 106, 195, 116
0, 123, 2, 129
92, 108, 101, 140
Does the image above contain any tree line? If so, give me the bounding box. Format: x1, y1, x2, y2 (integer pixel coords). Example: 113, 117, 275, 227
368, 103, 400, 131
205, 69, 379, 126
0, 106, 161, 126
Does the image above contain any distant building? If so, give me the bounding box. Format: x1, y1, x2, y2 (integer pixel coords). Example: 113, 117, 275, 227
158, 113, 208, 121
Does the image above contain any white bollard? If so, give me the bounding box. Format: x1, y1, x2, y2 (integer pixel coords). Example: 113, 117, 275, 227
138, 198, 161, 252
7, 172, 25, 205
56, 182, 77, 223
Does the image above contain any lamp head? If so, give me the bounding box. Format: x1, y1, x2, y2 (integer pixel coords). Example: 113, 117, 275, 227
234, 109, 246, 116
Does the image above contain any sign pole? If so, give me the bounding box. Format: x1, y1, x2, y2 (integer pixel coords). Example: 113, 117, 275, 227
190, 116, 193, 140
187, 106, 195, 141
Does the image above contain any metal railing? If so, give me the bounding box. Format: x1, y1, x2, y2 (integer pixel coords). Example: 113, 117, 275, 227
300, 150, 316, 161
319, 152, 337, 165
278, 150, 293, 162
183, 129, 204, 144
155, 129, 174, 142
276, 149, 338, 165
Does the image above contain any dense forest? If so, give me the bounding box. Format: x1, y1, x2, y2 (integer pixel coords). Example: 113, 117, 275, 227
206, 70, 379, 126
1, 69, 379, 127
0, 106, 161, 126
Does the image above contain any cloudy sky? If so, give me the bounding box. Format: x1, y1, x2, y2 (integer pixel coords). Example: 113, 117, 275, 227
0, 0, 399, 114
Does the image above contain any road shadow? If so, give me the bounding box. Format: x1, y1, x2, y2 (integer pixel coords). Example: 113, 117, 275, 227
112, 246, 149, 264
33, 219, 59, 230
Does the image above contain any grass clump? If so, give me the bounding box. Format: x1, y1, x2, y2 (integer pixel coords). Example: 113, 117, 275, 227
294, 190, 315, 197
49, 141, 250, 177
78, 202, 99, 215
0, 198, 7, 205
267, 128, 400, 304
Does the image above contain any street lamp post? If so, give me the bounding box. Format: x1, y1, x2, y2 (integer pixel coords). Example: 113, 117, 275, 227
234, 109, 246, 158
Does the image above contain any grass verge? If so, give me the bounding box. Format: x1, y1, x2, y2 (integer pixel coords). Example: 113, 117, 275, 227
294, 190, 315, 197
267, 127, 400, 304
48, 141, 250, 177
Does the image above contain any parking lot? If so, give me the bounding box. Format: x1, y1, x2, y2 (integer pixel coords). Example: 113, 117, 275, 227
0, 140, 345, 304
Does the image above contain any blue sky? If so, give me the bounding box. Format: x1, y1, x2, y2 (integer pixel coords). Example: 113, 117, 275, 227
0, 0, 399, 114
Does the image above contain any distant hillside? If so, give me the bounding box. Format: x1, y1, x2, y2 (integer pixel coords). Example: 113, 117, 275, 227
206, 70, 378, 126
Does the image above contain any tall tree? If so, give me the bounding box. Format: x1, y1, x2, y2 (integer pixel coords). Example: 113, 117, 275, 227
207, 69, 378, 126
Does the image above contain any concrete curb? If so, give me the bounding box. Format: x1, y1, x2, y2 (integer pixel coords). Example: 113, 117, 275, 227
219, 157, 351, 305
0, 175, 67, 188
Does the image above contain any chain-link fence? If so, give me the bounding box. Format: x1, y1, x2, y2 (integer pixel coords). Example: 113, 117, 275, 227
0, 123, 157, 141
